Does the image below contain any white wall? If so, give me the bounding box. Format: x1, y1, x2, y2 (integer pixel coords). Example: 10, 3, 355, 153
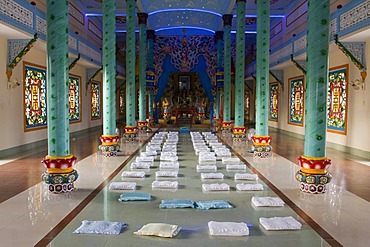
0, 36, 102, 152
268, 41, 370, 154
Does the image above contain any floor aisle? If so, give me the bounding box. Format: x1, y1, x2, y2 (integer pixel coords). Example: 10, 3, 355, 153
0, 127, 369, 246
46, 131, 329, 247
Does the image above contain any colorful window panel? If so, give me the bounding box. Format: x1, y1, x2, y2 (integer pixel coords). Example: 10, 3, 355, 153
288, 76, 304, 126
69, 76, 81, 122
269, 83, 279, 121
24, 64, 47, 130
244, 89, 250, 121
327, 65, 348, 134
119, 88, 125, 114
91, 81, 101, 119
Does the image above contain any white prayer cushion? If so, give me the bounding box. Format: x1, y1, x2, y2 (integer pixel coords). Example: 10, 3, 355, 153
208, 221, 249, 236
251, 196, 284, 207
134, 223, 181, 238
259, 216, 302, 230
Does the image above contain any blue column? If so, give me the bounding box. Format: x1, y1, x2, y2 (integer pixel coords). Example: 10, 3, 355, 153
222, 14, 233, 133
215, 31, 223, 120
233, 0, 246, 141
252, 0, 272, 158
42, 0, 78, 193
137, 13, 148, 131
146, 30, 155, 121
98, 0, 120, 157
124, 0, 137, 139
296, 0, 332, 194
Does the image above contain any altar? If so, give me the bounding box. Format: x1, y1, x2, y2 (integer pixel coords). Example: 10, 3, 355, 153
175, 107, 197, 127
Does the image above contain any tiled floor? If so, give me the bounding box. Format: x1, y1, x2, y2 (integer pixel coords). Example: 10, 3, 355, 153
0, 126, 369, 247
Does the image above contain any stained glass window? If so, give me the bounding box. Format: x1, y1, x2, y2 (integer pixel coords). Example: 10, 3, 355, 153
327, 65, 348, 134
24, 63, 47, 130
119, 88, 125, 114
244, 89, 250, 121
269, 83, 279, 121
91, 81, 101, 119
288, 76, 304, 126
69, 75, 81, 122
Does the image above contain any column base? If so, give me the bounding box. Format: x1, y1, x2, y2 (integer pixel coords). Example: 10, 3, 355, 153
41, 169, 79, 193
99, 135, 120, 157
137, 121, 148, 133
148, 117, 155, 127
251, 135, 272, 158
299, 182, 327, 194
232, 126, 246, 142
221, 121, 233, 135
296, 156, 332, 194
99, 144, 120, 157
124, 126, 138, 142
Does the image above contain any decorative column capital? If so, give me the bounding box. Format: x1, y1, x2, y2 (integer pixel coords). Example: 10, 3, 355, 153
222, 14, 233, 26
214, 31, 223, 42
137, 12, 148, 25
147, 30, 155, 40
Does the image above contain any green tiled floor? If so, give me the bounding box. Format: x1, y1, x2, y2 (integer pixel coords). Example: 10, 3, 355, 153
48, 132, 330, 247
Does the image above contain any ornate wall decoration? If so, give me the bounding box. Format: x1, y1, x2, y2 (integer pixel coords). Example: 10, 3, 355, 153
68, 75, 81, 122
153, 35, 217, 82
269, 83, 279, 122
69, 3, 84, 25
24, 63, 47, 130
288, 76, 304, 126
327, 65, 348, 134
91, 81, 101, 120
339, 0, 370, 32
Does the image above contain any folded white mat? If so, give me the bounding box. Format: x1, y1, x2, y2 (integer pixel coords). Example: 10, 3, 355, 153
208, 221, 249, 236
259, 216, 302, 230
152, 181, 178, 189
198, 158, 217, 165
160, 156, 178, 162
130, 162, 151, 169
197, 165, 217, 172
201, 172, 224, 179
141, 150, 157, 157
222, 157, 240, 164
109, 182, 136, 190
146, 145, 161, 151
156, 171, 178, 178
136, 156, 154, 163
234, 173, 258, 181
236, 183, 263, 191
121, 171, 146, 178
134, 223, 181, 238
251, 196, 284, 207
202, 183, 230, 191
160, 161, 180, 169
226, 164, 247, 171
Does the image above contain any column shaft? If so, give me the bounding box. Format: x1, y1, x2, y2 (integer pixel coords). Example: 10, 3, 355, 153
147, 34, 154, 118
234, 0, 246, 127
256, 0, 270, 136
102, 0, 116, 135
126, 0, 136, 127
46, 0, 69, 156
223, 21, 231, 122
304, 0, 330, 157
138, 14, 147, 123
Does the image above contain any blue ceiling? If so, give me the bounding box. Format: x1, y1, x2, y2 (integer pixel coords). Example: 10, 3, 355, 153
77, 0, 297, 35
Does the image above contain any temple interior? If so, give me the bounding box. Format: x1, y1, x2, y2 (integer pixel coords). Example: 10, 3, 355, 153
0, 0, 369, 246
